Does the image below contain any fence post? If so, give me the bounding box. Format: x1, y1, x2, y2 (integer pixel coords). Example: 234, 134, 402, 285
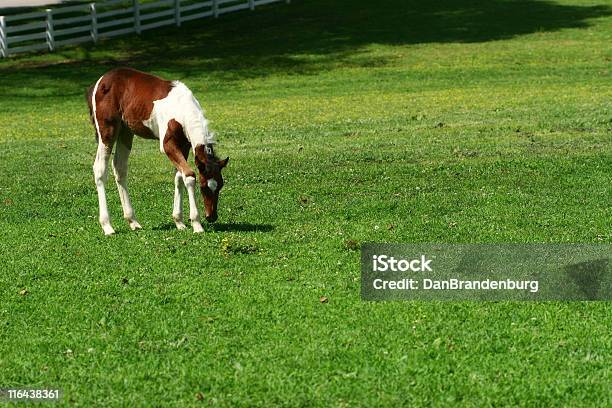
174, 0, 181, 27
90, 3, 98, 43
46, 9, 55, 51
133, 0, 141, 34
0, 16, 7, 58
213, 0, 219, 18
249, 0, 254, 11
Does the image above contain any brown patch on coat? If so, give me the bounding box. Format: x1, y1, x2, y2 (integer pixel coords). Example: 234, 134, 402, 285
86, 67, 173, 145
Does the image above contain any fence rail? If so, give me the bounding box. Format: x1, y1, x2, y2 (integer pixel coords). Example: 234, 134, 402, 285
0, 0, 289, 57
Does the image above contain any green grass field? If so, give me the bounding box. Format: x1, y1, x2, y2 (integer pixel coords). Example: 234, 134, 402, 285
0, 0, 611, 406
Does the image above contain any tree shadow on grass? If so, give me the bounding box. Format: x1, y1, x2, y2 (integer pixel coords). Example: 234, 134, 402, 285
138, 0, 611, 76
0, 0, 609, 97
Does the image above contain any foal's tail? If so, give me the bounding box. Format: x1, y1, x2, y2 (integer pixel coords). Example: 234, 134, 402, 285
85, 84, 97, 143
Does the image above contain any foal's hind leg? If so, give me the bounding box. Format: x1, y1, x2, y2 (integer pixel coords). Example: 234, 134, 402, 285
113, 128, 141, 231
93, 126, 118, 235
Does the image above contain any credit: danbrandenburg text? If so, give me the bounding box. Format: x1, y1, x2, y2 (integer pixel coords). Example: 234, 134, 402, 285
372, 278, 539, 293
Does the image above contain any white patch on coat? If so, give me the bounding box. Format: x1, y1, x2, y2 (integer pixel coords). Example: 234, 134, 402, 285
207, 178, 218, 192
92, 75, 104, 142
142, 81, 215, 153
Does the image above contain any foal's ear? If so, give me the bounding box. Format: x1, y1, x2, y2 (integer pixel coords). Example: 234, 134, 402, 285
219, 157, 229, 168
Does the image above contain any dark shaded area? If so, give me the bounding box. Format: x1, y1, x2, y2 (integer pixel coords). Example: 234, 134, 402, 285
151, 222, 274, 232
0, 0, 609, 98
0, 3, 62, 16
151, 0, 610, 72
206, 222, 274, 232
564, 258, 609, 300
152, 222, 181, 231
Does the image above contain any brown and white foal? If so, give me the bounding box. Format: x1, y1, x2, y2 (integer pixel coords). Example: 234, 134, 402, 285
87, 68, 228, 235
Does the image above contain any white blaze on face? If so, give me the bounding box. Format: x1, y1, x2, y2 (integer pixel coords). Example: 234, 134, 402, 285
207, 178, 218, 192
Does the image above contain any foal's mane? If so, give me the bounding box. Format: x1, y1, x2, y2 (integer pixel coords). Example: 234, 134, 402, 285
204, 144, 218, 160
195, 144, 220, 173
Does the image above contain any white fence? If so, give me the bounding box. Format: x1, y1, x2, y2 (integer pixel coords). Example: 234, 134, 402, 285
0, 0, 289, 57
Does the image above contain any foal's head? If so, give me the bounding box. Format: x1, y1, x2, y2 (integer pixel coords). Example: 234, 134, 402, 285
194, 145, 229, 223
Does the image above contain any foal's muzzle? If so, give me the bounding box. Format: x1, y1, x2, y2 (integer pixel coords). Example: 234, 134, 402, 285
206, 213, 218, 223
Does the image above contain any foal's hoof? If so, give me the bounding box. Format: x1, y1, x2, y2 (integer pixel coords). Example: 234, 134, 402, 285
129, 220, 142, 231
175, 222, 187, 231
102, 224, 116, 236
192, 221, 204, 233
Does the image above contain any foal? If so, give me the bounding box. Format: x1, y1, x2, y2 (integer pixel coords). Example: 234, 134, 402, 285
86, 68, 228, 235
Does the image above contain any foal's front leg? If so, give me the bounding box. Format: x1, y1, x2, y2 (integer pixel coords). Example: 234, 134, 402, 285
183, 173, 204, 233
163, 121, 204, 233
173, 170, 187, 230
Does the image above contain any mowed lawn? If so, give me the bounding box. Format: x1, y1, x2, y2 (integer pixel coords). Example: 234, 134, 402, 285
0, 0, 611, 406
